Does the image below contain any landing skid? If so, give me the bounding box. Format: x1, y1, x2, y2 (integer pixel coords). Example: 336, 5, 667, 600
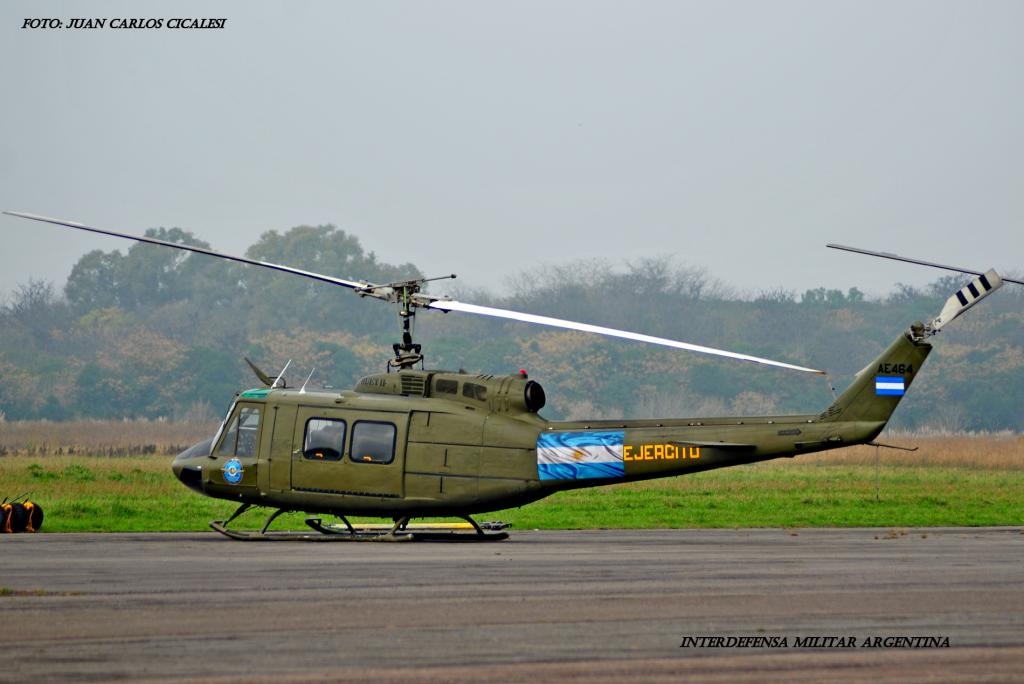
209, 504, 510, 542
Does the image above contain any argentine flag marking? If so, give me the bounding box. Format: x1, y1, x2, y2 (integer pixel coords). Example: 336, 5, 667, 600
875, 376, 906, 396
537, 431, 625, 481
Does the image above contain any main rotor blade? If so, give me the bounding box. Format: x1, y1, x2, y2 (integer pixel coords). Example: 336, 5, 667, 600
427, 300, 826, 374
3, 211, 374, 291
2, 211, 825, 374
827, 243, 1024, 286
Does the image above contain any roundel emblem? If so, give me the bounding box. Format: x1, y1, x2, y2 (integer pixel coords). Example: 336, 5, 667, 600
222, 458, 244, 484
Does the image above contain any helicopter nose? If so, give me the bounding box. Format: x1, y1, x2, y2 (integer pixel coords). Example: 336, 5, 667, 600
174, 462, 205, 494
172, 439, 213, 494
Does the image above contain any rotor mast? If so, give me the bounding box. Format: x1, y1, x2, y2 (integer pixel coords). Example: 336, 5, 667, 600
355, 274, 457, 370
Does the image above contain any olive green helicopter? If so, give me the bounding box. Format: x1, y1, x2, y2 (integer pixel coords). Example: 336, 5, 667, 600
6, 212, 1018, 541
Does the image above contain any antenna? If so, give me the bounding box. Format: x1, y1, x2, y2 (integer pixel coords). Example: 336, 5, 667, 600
270, 360, 291, 389
299, 368, 316, 394
823, 373, 838, 402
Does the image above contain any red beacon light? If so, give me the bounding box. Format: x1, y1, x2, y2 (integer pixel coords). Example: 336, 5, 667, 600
518, 369, 528, 379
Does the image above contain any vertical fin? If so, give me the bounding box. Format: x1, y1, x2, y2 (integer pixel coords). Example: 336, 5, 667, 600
821, 332, 931, 425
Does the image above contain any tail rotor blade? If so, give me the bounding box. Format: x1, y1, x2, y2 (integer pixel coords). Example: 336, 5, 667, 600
931, 269, 1003, 332
827, 243, 1024, 286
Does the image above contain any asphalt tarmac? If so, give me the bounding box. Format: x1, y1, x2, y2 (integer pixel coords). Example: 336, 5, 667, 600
1, 528, 1022, 683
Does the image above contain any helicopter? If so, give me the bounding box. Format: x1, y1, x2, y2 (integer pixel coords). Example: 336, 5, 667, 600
5, 211, 1018, 541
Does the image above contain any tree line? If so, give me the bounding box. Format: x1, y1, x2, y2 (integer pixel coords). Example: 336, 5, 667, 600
1, 224, 1021, 431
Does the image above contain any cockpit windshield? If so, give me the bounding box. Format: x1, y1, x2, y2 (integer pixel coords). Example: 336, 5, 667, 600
209, 401, 237, 455
216, 405, 262, 458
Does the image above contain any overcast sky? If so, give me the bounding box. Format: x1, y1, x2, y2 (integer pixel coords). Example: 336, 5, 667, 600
2, 0, 1022, 303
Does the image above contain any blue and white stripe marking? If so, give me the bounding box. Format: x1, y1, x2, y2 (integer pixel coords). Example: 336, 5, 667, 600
537, 431, 625, 481
875, 376, 906, 396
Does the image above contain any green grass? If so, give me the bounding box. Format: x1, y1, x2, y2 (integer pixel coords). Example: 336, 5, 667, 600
511, 465, 1023, 528
1, 455, 1021, 532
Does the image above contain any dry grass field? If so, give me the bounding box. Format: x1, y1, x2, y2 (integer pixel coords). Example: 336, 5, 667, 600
0, 419, 218, 456
789, 431, 1024, 469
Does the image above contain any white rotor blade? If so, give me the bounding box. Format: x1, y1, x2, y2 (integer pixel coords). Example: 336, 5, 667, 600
3, 211, 373, 291
428, 300, 826, 374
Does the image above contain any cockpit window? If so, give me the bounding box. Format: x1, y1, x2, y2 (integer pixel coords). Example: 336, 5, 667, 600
435, 379, 458, 395
217, 406, 261, 457
304, 418, 346, 461
462, 382, 487, 401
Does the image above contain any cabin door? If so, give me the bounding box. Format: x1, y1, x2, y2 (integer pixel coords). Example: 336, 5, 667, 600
290, 406, 407, 499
